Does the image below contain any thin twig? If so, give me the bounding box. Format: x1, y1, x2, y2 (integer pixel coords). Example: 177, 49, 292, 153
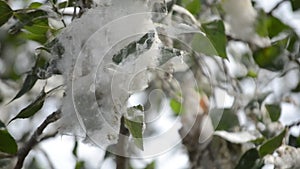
267, 0, 289, 15
14, 110, 61, 169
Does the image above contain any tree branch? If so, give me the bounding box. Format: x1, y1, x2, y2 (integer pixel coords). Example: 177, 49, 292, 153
267, 0, 289, 15
14, 110, 61, 169
115, 116, 129, 169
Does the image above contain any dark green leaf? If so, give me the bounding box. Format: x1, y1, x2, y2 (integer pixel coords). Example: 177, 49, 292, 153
209, 109, 239, 131
288, 135, 300, 148
286, 33, 299, 52
292, 81, 300, 92
72, 140, 78, 158
112, 31, 155, 64
259, 129, 286, 157
9, 89, 46, 123
10, 74, 38, 102
0, 120, 5, 128
75, 161, 85, 169
181, 0, 201, 15
253, 45, 284, 71
235, 148, 259, 169
291, 0, 300, 11
0, 1, 13, 27
202, 20, 227, 58
170, 98, 182, 116
144, 161, 155, 169
0, 130, 17, 154
265, 104, 281, 122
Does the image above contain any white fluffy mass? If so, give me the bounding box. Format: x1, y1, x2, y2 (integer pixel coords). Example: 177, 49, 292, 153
222, 0, 270, 47
56, 0, 162, 148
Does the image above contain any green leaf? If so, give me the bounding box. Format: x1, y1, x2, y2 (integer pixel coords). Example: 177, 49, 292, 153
235, 148, 259, 169
13, 10, 49, 43
288, 135, 300, 148
253, 45, 284, 71
181, 0, 201, 15
125, 106, 144, 150
291, 0, 300, 11
0, 130, 17, 154
259, 129, 286, 157
210, 109, 239, 131
10, 74, 38, 102
72, 140, 78, 158
0, 120, 5, 128
265, 104, 281, 122
256, 11, 289, 38
9, 89, 46, 123
286, 32, 299, 52
112, 31, 155, 64
144, 161, 155, 169
247, 70, 258, 78
27, 157, 42, 169
202, 20, 227, 58
170, 98, 182, 116
192, 33, 218, 57
75, 161, 85, 169
58, 1, 68, 9
0, 0, 13, 27
292, 82, 300, 92
28, 2, 43, 9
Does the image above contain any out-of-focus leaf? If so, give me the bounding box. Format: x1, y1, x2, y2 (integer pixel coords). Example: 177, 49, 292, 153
181, 0, 201, 15
210, 109, 239, 131
58, 1, 68, 9
75, 161, 85, 169
72, 140, 78, 158
170, 98, 182, 116
202, 20, 227, 58
144, 161, 155, 169
259, 129, 286, 157
256, 11, 289, 38
0, 1, 13, 27
288, 135, 300, 148
13, 10, 49, 44
292, 82, 300, 92
253, 45, 284, 71
9, 89, 46, 123
235, 148, 259, 169
0, 120, 5, 128
125, 106, 144, 150
28, 2, 43, 9
247, 70, 258, 78
286, 33, 299, 52
27, 157, 42, 169
10, 74, 38, 102
291, 0, 300, 11
0, 130, 17, 154
265, 104, 281, 122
